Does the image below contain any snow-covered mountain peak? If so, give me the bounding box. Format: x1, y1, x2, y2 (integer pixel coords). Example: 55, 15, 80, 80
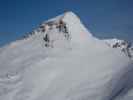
0, 11, 133, 100
26, 11, 93, 48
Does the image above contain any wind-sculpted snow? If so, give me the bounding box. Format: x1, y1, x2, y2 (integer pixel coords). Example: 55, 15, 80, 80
0, 11, 133, 100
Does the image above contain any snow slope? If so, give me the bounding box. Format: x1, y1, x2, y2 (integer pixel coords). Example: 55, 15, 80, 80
0, 11, 133, 100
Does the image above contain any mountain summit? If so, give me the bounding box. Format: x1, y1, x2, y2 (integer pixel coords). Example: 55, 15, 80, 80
23, 11, 133, 58
23, 11, 93, 48
21, 11, 133, 58
39, 11, 93, 42
0, 11, 133, 100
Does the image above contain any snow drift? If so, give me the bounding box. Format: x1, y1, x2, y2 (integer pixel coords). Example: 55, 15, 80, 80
0, 11, 133, 100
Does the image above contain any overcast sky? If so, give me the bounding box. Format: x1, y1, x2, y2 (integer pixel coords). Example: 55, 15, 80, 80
0, 0, 133, 46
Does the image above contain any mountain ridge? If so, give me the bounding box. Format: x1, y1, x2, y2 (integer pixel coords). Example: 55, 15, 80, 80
0, 11, 133, 100
20, 11, 133, 58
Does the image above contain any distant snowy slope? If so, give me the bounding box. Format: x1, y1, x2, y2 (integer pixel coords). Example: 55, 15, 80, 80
0, 11, 133, 100
104, 38, 133, 59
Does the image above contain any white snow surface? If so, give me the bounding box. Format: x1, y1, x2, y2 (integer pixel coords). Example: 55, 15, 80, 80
0, 11, 133, 100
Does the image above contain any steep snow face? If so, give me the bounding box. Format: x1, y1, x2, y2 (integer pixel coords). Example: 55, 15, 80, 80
0, 11, 133, 100
62, 12, 93, 43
